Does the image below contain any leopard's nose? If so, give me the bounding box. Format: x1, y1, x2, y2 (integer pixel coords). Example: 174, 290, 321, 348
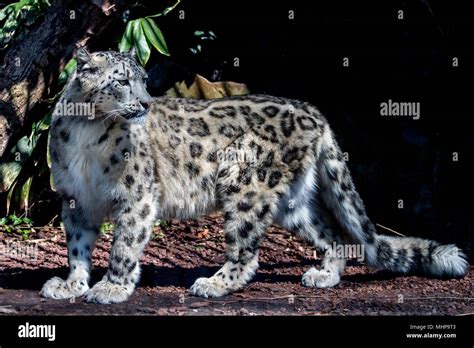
140, 101, 151, 110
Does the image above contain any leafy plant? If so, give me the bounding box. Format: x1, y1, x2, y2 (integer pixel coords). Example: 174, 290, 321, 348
0, 0, 51, 49
0, 111, 51, 215
100, 222, 114, 234
152, 230, 166, 240
155, 219, 168, 227
118, 0, 181, 65
0, 214, 34, 239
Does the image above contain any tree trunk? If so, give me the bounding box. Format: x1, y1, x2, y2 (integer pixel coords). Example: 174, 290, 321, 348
0, 0, 128, 158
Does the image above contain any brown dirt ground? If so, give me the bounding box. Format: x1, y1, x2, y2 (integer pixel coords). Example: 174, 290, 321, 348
0, 214, 472, 316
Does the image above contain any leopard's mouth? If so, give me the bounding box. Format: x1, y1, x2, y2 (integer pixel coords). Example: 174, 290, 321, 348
126, 110, 148, 121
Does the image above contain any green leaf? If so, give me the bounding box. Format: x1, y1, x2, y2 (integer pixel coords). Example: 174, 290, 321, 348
37, 112, 51, 132
0, 162, 22, 191
21, 229, 31, 240
58, 58, 77, 85
118, 20, 133, 52
141, 18, 169, 56
100, 222, 114, 234
4, 17, 18, 32
0, 4, 16, 22
0, 217, 8, 225
132, 19, 150, 66
19, 176, 32, 211
48, 130, 55, 191
15, 135, 33, 155
10, 215, 22, 226
46, 131, 52, 169
22, 217, 33, 224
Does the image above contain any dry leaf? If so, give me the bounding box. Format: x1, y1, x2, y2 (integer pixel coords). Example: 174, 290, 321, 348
165, 74, 249, 99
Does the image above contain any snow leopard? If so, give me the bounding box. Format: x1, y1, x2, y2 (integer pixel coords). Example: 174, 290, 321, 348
40, 48, 468, 304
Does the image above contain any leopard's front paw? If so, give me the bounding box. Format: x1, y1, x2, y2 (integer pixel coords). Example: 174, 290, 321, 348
190, 277, 231, 298
84, 279, 133, 304
40, 276, 89, 300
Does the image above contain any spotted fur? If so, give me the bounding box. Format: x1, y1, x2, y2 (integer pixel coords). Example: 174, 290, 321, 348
40, 49, 468, 304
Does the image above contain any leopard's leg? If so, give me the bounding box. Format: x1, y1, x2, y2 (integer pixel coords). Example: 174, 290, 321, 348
190, 155, 282, 298
84, 189, 156, 304
40, 198, 101, 299
276, 164, 348, 288
301, 203, 348, 289
190, 194, 277, 297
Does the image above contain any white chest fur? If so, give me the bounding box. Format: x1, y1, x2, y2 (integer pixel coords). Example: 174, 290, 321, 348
53, 120, 121, 223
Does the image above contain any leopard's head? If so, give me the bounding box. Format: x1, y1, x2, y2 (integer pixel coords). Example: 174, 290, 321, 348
64, 47, 152, 123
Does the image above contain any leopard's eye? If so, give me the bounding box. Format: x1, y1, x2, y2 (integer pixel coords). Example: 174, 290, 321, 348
81, 65, 97, 73
118, 80, 129, 86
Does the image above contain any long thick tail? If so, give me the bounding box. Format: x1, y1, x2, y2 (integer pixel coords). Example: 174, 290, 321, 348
317, 124, 468, 278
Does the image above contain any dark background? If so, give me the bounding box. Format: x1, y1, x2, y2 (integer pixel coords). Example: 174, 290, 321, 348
92, 0, 474, 258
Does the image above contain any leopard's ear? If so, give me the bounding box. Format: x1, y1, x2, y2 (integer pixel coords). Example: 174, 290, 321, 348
76, 47, 92, 65
128, 46, 137, 60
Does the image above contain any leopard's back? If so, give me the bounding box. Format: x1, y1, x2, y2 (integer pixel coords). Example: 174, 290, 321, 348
144, 95, 327, 219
